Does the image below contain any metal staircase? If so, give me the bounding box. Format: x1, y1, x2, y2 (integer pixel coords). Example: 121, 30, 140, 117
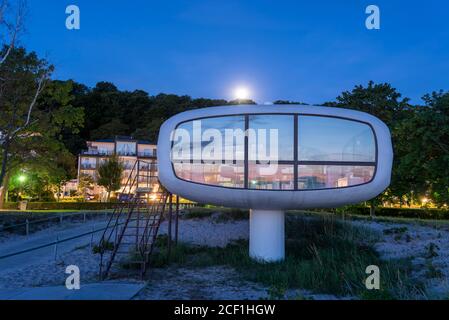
98, 159, 171, 280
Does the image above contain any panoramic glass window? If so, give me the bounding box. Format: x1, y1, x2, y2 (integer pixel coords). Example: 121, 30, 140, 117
171, 114, 377, 190
248, 115, 294, 161
298, 116, 375, 162
248, 164, 294, 190
248, 115, 294, 190
297, 165, 375, 190
174, 163, 245, 188
172, 116, 245, 188
297, 116, 376, 189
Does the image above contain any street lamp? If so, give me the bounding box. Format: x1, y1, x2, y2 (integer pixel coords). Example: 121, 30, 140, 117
17, 174, 27, 200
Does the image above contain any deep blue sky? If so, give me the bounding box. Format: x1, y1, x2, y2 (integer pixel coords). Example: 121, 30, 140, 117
23, 0, 449, 104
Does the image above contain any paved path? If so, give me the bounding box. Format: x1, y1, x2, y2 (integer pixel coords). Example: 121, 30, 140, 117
0, 281, 145, 300
0, 219, 110, 274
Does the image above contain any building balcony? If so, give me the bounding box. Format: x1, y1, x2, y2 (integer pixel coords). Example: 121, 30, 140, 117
137, 151, 157, 158
117, 151, 137, 157
80, 164, 96, 170
81, 150, 114, 156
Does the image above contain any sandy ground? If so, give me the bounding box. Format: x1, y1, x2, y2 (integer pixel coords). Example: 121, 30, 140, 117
352, 219, 449, 299
1, 213, 449, 299
135, 266, 269, 300
0, 216, 249, 290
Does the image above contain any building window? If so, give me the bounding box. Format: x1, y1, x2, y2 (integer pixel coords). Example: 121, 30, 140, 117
298, 116, 375, 162
297, 165, 375, 189
81, 157, 96, 169
172, 114, 377, 190
172, 116, 246, 188
116, 142, 137, 156
248, 115, 294, 190
248, 163, 294, 190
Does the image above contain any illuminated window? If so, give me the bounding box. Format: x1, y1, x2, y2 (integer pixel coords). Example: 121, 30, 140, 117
298, 116, 375, 162
297, 165, 375, 190
172, 114, 376, 190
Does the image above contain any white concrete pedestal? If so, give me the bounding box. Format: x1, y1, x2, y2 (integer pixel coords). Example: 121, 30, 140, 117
249, 209, 285, 262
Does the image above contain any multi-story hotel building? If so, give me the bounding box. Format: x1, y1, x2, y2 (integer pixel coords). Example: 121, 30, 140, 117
78, 136, 158, 201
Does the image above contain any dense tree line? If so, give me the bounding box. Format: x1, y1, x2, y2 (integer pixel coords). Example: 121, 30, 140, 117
62, 82, 256, 156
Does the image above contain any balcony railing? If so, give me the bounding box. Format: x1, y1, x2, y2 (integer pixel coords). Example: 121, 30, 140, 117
80, 164, 96, 170
81, 150, 157, 157
137, 151, 157, 157
117, 151, 137, 157
81, 150, 114, 156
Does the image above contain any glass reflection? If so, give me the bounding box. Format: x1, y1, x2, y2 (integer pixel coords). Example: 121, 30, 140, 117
298, 116, 375, 162
174, 163, 244, 188
297, 165, 375, 189
172, 114, 377, 190
172, 116, 245, 163
248, 115, 294, 162
248, 163, 294, 190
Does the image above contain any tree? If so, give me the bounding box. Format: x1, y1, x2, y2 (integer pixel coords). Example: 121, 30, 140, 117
91, 119, 129, 140
97, 154, 123, 202
78, 173, 94, 200
324, 81, 410, 126
394, 91, 449, 207
273, 100, 309, 105
0, 49, 84, 207
0, 46, 52, 206
49, 151, 77, 202
227, 99, 257, 105
0, 0, 25, 65
325, 81, 412, 217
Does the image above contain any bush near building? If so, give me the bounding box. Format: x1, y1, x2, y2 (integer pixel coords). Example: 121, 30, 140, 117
337, 206, 449, 220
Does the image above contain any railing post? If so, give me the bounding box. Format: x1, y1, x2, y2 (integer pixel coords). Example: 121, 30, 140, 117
90, 226, 95, 250
175, 195, 179, 245
54, 235, 59, 260
25, 219, 29, 236
83, 212, 87, 223
167, 193, 173, 261
59, 214, 63, 224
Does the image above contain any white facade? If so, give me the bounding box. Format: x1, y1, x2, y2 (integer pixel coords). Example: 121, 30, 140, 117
78, 137, 158, 200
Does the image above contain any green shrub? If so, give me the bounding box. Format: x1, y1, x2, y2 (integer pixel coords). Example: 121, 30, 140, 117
183, 207, 249, 221
183, 208, 215, 219
92, 240, 115, 254
338, 206, 449, 220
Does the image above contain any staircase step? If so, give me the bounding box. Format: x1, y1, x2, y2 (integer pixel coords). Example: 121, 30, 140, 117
98, 186, 168, 280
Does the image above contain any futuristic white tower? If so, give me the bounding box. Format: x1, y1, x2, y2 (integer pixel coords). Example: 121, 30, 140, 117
157, 105, 393, 262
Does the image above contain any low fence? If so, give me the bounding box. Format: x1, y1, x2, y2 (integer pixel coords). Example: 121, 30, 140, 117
0, 211, 113, 236
2, 201, 198, 211
0, 224, 109, 261
0, 203, 199, 236
2, 202, 118, 211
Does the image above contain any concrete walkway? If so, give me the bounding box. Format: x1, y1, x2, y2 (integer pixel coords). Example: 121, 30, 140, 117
0, 219, 110, 274
0, 281, 145, 300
